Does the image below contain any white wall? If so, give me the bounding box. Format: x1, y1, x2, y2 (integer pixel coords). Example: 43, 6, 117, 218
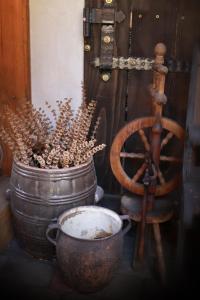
29, 0, 84, 116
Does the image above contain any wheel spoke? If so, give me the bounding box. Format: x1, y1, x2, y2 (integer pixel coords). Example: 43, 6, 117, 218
132, 163, 147, 183
138, 129, 150, 151
120, 152, 145, 159
161, 132, 173, 149
160, 155, 182, 163
157, 168, 166, 185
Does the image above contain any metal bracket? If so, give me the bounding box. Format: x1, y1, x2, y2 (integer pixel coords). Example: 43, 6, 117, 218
93, 57, 190, 73
100, 25, 115, 70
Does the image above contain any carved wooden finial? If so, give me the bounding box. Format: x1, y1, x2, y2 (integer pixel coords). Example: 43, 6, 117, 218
154, 43, 167, 64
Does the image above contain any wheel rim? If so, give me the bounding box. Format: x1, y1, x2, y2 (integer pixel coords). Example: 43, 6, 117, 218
110, 117, 185, 196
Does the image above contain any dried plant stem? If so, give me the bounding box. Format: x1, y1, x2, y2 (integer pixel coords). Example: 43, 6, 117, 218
0, 98, 106, 168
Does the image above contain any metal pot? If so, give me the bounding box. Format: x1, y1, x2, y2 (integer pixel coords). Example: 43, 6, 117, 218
46, 205, 131, 293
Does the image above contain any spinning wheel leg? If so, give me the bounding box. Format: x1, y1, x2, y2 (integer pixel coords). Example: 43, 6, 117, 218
121, 194, 173, 282
133, 222, 167, 283
152, 223, 166, 284
132, 223, 150, 268
132, 223, 141, 268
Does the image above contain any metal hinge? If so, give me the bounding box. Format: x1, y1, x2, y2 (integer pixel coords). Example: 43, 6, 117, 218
83, 7, 125, 38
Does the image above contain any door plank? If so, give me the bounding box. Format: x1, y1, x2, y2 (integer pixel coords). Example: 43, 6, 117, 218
127, 0, 179, 122
84, 0, 130, 193
0, 0, 31, 175
84, 0, 200, 195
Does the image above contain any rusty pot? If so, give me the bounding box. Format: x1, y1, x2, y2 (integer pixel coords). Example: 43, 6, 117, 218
46, 205, 131, 293
9, 158, 97, 259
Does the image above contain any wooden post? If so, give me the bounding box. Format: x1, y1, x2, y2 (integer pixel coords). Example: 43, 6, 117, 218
151, 43, 167, 170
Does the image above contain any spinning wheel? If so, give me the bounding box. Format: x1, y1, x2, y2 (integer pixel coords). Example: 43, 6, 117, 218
109, 43, 185, 282
110, 116, 185, 196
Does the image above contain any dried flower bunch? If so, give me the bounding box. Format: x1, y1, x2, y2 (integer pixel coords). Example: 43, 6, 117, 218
0, 98, 105, 168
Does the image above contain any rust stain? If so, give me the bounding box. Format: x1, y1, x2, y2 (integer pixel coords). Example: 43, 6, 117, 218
62, 210, 83, 225
93, 230, 112, 239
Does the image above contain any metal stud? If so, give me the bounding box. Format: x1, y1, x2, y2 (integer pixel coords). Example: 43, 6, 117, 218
105, 0, 113, 4
84, 44, 91, 52
155, 14, 160, 19
103, 35, 111, 44
138, 14, 143, 19
102, 73, 110, 82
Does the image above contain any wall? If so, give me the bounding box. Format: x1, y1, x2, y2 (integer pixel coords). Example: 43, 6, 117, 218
29, 0, 84, 116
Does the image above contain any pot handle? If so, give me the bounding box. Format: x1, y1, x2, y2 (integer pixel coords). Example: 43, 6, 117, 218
120, 215, 132, 235
46, 223, 59, 246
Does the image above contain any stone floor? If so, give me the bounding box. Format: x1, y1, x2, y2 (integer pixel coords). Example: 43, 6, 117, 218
0, 193, 198, 300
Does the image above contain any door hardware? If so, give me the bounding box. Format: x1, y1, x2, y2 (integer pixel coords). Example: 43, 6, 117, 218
94, 57, 190, 73
101, 72, 111, 82
84, 44, 91, 52
83, 7, 125, 38
83, 1, 126, 81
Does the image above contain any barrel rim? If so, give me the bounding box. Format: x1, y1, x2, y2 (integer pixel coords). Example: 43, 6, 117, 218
13, 157, 93, 174
57, 205, 123, 242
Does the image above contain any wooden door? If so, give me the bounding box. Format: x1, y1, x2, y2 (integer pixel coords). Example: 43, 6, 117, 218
0, 0, 31, 175
84, 0, 200, 195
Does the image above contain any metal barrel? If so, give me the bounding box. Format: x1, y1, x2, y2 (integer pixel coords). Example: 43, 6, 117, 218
10, 158, 97, 259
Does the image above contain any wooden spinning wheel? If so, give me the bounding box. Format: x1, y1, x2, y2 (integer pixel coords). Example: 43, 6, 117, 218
110, 43, 185, 197
110, 116, 185, 196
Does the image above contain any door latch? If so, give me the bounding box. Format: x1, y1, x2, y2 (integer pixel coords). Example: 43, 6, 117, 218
93, 56, 190, 73
83, 1, 125, 81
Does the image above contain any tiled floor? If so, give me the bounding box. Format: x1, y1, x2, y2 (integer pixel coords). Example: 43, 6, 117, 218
0, 193, 197, 300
